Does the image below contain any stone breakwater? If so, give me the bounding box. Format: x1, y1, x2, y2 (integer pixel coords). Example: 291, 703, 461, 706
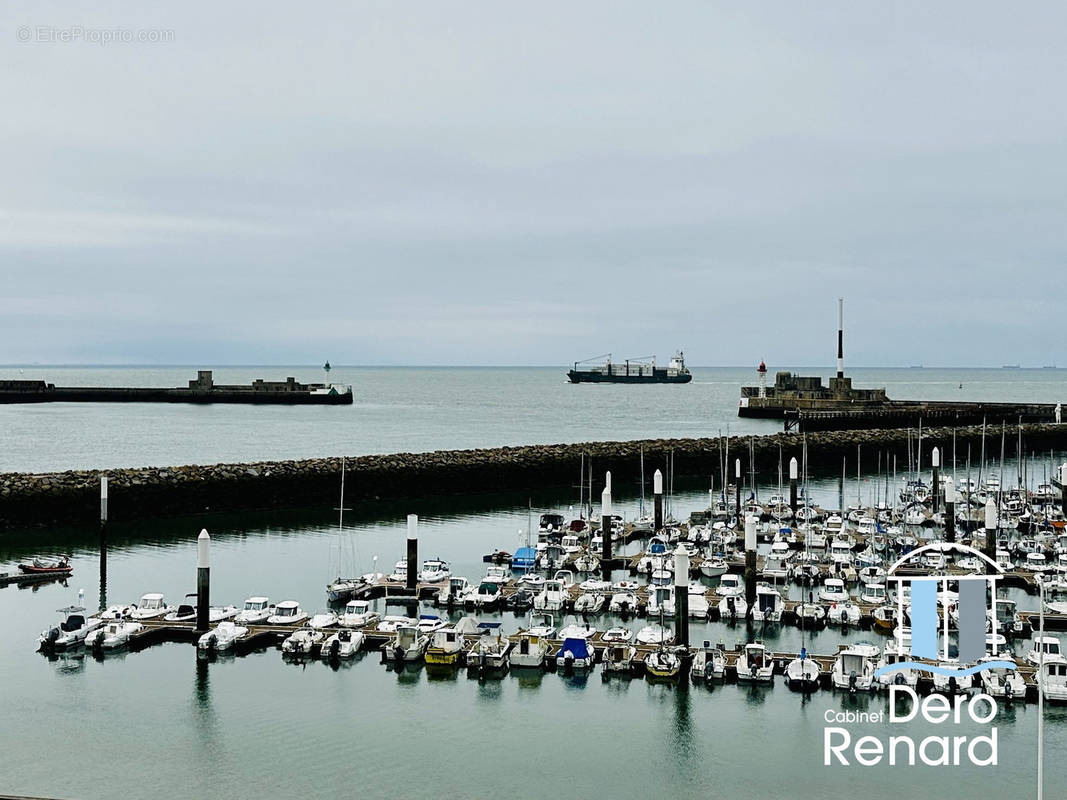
2, 423, 1066, 529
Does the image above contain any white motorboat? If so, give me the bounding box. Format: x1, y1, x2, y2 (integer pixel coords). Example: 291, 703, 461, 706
736, 641, 774, 683
688, 587, 710, 619
558, 619, 598, 641
647, 585, 675, 617
321, 628, 365, 660
281, 629, 323, 656
376, 615, 415, 633
972, 654, 1024, 699
38, 606, 102, 651
752, 584, 784, 624
85, 620, 143, 650
511, 629, 550, 669
574, 591, 605, 614
831, 643, 879, 692
436, 576, 471, 607
829, 540, 854, 566
1037, 656, 1067, 703
762, 557, 789, 582
425, 626, 465, 666
602, 627, 633, 643
716, 574, 744, 597
418, 558, 451, 583
417, 614, 447, 634
533, 580, 567, 612
635, 622, 673, 646
785, 654, 821, 691
574, 552, 600, 573
700, 556, 728, 578
603, 643, 638, 675
819, 578, 849, 604
267, 601, 308, 626
608, 592, 639, 614
385, 560, 408, 582
471, 580, 504, 609
130, 593, 170, 620
796, 602, 826, 627
691, 641, 726, 682
326, 576, 364, 603
307, 611, 339, 629
826, 601, 861, 627
384, 624, 429, 662
876, 640, 919, 690
235, 597, 274, 625
340, 599, 380, 628
717, 595, 747, 622
858, 566, 887, 586
1026, 636, 1063, 666
468, 622, 511, 671
197, 621, 249, 652
859, 583, 888, 605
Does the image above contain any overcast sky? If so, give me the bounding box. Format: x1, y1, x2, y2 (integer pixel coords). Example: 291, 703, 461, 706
3, 2, 1065, 367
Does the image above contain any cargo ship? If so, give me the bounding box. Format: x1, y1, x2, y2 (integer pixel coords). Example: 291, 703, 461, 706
0, 368, 353, 405
567, 352, 692, 384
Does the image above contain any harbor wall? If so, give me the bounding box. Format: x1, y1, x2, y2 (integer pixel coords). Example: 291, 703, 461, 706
2, 423, 1066, 529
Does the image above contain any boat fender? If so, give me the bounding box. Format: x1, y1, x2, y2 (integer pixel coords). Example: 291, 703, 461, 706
894, 672, 905, 686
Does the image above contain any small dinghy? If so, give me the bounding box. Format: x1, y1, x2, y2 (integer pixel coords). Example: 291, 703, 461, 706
19, 556, 72, 575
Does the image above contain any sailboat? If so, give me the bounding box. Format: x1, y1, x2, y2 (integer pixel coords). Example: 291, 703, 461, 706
326, 459, 368, 602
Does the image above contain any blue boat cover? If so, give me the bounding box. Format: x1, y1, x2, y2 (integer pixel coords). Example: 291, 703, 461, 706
477, 622, 502, 631
560, 637, 591, 659
650, 540, 666, 554
512, 547, 537, 569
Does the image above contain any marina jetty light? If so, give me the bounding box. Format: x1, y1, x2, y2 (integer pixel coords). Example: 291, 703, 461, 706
406, 515, 418, 591
196, 529, 210, 632
653, 469, 664, 531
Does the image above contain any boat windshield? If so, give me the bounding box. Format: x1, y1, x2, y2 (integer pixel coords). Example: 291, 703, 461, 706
278, 606, 296, 617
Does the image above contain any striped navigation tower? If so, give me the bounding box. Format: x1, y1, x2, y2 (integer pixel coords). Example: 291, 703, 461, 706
836, 297, 845, 379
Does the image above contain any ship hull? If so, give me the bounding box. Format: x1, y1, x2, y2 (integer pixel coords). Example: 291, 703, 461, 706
567, 371, 692, 385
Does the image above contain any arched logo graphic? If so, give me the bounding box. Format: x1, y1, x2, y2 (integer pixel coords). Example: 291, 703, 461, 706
874, 542, 1016, 678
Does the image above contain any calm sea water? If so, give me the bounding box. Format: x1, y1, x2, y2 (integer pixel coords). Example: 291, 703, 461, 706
1, 365, 1065, 473
1, 367, 1066, 798
1, 483, 1065, 799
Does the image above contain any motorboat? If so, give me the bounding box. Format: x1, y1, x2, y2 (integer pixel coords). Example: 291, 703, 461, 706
688, 586, 710, 619
635, 623, 673, 646
751, 584, 784, 624
993, 599, 1024, 635
18, 556, 73, 576
647, 585, 675, 617
519, 573, 546, 590
321, 628, 365, 660
796, 602, 826, 627
691, 641, 726, 682
376, 615, 415, 633
558, 619, 598, 641
785, 652, 821, 691
130, 593, 171, 620
829, 540, 854, 566
700, 556, 728, 579
831, 643, 879, 693
859, 583, 888, 606
163, 602, 239, 623
761, 557, 789, 582
266, 601, 308, 626
1026, 636, 1063, 666
511, 629, 550, 669
471, 580, 504, 609
468, 622, 510, 671
235, 597, 274, 625
556, 637, 595, 671
717, 595, 747, 623
340, 599, 380, 628
603, 643, 638, 675
418, 558, 451, 583
574, 552, 600, 573
574, 591, 605, 614
716, 574, 743, 597
417, 614, 447, 634
539, 513, 566, 538
385, 560, 408, 582
1036, 656, 1067, 703
281, 629, 323, 656
608, 592, 638, 614
645, 647, 682, 680
38, 606, 102, 651
826, 601, 861, 627
326, 576, 364, 604
735, 641, 774, 683
197, 621, 249, 652
876, 640, 919, 690
819, 578, 849, 604
871, 604, 897, 633
602, 627, 633, 643
533, 580, 567, 612
425, 626, 466, 666
384, 624, 430, 662
858, 566, 887, 586
436, 576, 471, 607
85, 620, 143, 650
